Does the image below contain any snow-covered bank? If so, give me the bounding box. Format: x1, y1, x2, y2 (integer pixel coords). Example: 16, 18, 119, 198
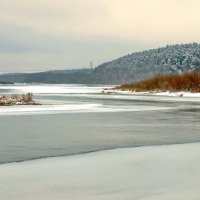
104, 88, 200, 98
0, 143, 200, 200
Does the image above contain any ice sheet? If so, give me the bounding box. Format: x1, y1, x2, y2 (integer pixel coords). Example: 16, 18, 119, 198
0, 143, 200, 200
0, 103, 171, 116
0, 84, 110, 94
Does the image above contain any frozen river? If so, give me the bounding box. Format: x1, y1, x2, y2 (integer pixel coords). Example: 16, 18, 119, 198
0, 84, 200, 164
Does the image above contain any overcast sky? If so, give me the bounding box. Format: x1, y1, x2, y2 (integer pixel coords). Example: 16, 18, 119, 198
0, 0, 200, 72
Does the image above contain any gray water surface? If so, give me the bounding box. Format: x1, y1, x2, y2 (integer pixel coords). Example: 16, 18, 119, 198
0, 84, 200, 164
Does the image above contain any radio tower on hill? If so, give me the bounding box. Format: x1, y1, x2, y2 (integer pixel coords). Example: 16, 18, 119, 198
90, 61, 93, 69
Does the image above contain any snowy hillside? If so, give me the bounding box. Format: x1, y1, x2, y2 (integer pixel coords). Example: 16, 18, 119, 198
91, 43, 200, 84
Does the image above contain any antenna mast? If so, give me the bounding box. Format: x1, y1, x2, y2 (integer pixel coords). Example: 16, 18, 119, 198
90, 61, 93, 69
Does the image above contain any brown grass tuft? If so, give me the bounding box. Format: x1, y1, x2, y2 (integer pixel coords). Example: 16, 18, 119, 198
116, 70, 200, 92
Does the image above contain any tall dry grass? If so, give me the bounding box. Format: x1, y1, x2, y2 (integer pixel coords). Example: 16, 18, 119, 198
116, 70, 200, 92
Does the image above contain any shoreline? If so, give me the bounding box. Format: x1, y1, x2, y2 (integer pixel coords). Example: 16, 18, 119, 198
103, 88, 200, 98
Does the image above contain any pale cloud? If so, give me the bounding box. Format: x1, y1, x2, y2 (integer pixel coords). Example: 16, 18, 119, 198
0, 0, 200, 72
0, 24, 145, 72
0, 0, 110, 37
1, 0, 200, 42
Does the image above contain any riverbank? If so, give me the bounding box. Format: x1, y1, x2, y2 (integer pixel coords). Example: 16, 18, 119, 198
113, 70, 200, 94
103, 88, 200, 98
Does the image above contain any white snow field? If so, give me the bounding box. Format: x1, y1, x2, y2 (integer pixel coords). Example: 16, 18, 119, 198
0, 103, 172, 116
0, 142, 200, 200
0, 84, 111, 94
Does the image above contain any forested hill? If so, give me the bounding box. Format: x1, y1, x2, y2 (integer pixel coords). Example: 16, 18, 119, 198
1, 43, 200, 84
90, 43, 200, 84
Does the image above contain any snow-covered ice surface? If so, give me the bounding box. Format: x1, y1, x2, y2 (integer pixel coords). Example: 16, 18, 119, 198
0, 103, 174, 116
0, 142, 200, 200
0, 84, 112, 94
0, 84, 180, 116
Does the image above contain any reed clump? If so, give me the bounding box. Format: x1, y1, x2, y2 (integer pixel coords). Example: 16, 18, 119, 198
0, 93, 39, 105
116, 70, 200, 92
